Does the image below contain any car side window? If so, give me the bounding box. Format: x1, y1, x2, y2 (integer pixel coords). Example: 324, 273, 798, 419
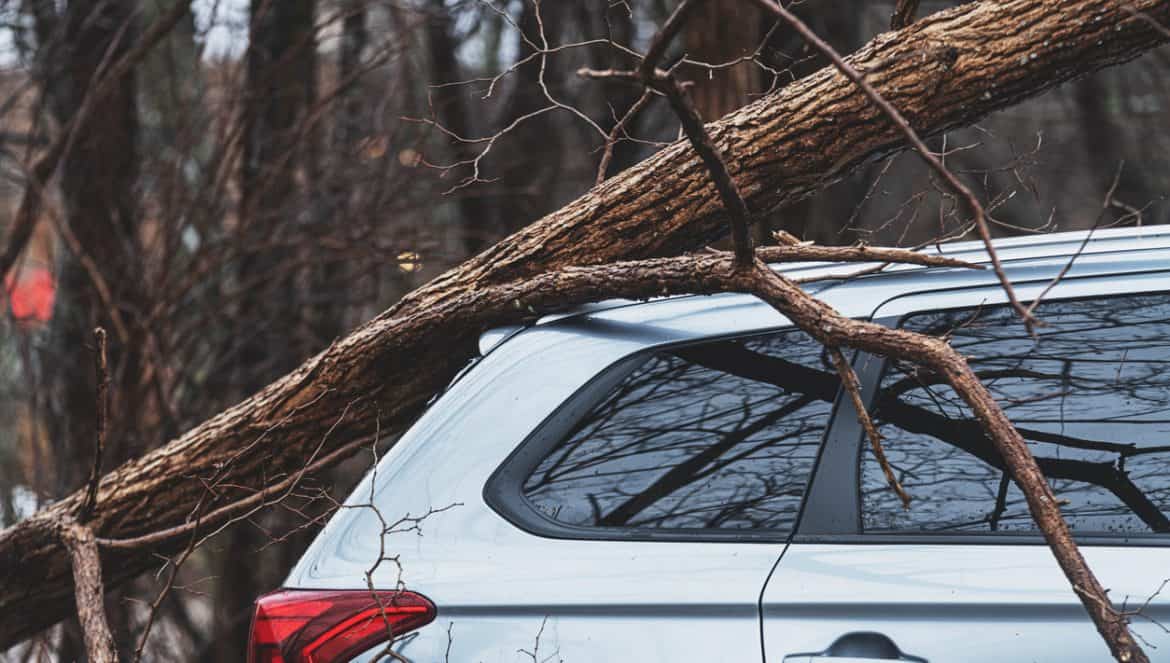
520, 329, 840, 532
862, 292, 1170, 536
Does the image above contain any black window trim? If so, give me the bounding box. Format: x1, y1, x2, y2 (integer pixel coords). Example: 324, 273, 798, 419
794, 277, 1170, 548
483, 327, 853, 544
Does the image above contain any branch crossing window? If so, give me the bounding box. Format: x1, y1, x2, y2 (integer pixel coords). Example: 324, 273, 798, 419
863, 293, 1170, 536
522, 330, 839, 532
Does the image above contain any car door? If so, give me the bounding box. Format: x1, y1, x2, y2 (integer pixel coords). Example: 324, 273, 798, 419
761, 273, 1170, 662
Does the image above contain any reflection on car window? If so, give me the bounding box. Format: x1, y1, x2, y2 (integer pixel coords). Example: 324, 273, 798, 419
863, 293, 1170, 535
522, 330, 839, 531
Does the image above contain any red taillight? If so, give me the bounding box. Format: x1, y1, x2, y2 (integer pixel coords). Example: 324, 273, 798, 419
247, 589, 436, 663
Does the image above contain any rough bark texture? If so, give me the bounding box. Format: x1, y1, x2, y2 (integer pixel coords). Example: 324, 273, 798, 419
58, 520, 117, 663
1, 0, 1167, 648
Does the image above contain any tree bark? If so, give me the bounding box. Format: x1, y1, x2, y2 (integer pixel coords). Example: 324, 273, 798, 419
58, 520, 117, 663
1, 0, 1167, 648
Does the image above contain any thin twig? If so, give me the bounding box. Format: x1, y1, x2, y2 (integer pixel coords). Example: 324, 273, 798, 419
1025, 161, 1124, 315
597, 88, 654, 185
79, 327, 109, 523
829, 347, 910, 508
97, 403, 361, 550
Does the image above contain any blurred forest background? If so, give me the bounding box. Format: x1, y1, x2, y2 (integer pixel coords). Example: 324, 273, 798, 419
0, 0, 1167, 659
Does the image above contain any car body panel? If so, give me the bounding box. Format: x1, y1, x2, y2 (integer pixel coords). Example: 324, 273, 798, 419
761, 544, 1170, 662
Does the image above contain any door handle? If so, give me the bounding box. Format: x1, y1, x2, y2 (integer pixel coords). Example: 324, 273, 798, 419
783, 632, 927, 663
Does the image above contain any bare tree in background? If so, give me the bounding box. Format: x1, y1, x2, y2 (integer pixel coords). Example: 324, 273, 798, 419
0, 0, 1168, 660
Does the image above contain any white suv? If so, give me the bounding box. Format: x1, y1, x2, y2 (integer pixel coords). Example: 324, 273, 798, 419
250, 227, 1170, 662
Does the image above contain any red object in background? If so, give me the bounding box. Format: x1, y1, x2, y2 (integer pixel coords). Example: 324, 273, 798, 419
4, 266, 56, 323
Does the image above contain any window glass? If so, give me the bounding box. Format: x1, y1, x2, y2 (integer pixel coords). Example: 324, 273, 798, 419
863, 293, 1170, 535
522, 330, 839, 531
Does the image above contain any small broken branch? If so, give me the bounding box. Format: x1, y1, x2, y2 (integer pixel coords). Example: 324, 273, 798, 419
80, 327, 109, 523
58, 519, 117, 663
754, 244, 978, 269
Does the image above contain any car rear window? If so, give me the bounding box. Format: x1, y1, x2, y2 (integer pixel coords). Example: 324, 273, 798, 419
862, 292, 1170, 536
520, 329, 839, 532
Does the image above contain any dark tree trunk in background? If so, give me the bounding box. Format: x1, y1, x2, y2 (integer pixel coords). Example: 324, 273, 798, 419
237, 0, 319, 419
218, 2, 319, 660
683, 0, 762, 121
42, 0, 143, 497
582, 0, 643, 179
469, 1, 569, 252
312, 0, 368, 346
35, 0, 144, 655
1075, 75, 1150, 216
425, 0, 497, 255
335, 1, 368, 155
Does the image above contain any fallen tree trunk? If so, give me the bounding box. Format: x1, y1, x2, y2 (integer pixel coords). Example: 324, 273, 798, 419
1, 0, 1167, 648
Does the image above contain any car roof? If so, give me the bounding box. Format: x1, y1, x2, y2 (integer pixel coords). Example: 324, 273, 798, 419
478, 226, 1170, 354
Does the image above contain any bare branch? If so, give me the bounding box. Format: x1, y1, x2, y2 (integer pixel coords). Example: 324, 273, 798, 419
0, 1, 191, 284
597, 88, 654, 185
58, 519, 117, 663
750, 0, 1038, 331
637, 0, 704, 81
79, 327, 109, 523
829, 347, 910, 509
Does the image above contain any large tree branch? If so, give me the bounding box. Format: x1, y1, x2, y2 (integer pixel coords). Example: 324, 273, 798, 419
1, 0, 1167, 648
